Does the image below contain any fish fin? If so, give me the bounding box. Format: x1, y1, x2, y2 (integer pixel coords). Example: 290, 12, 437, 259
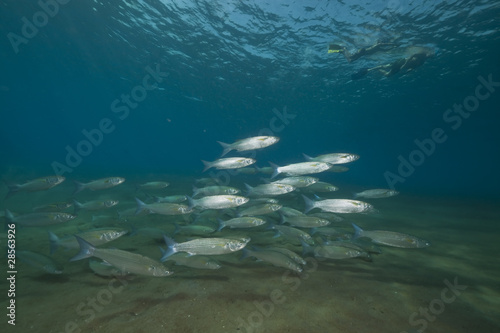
217, 141, 232, 157
70, 235, 95, 261
173, 223, 180, 236
239, 248, 251, 260
310, 227, 317, 236
160, 235, 177, 262
4, 180, 19, 199
279, 213, 287, 225
216, 218, 225, 232
48, 231, 60, 255
73, 181, 85, 195
269, 162, 280, 179
201, 160, 212, 172
192, 185, 200, 197
186, 196, 196, 210
72, 199, 83, 214
259, 177, 271, 184
299, 238, 313, 256
134, 197, 147, 215
243, 183, 253, 196
302, 153, 313, 161
302, 195, 315, 214
128, 225, 138, 236
352, 223, 363, 239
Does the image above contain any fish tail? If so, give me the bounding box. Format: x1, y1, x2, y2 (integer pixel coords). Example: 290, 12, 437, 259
48, 231, 60, 255
239, 248, 251, 260
73, 181, 85, 195
4, 180, 19, 199
186, 196, 196, 210
134, 197, 147, 215
160, 235, 177, 262
300, 238, 314, 256
302, 153, 313, 161
201, 160, 212, 172
192, 185, 199, 197
243, 183, 253, 196
72, 199, 83, 214
216, 218, 225, 232
302, 195, 315, 214
173, 223, 180, 236
279, 213, 286, 225
269, 162, 280, 179
217, 141, 232, 157
352, 223, 363, 239
70, 235, 96, 261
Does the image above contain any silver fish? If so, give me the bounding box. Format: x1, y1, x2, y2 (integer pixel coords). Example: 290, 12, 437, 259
272, 225, 314, 245
89, 259, 129, 277
265, 247, 307, 265
270, 161, 332, 178
303, 152, 360, 164
163, 253, 221, 270
241, 248, 302, 273
6, 210, 76, 227
202, 157, 256, 172
155, 195, 188, 203
279, 206, 306, 217
71, 236, 172, 277
17, 250, 63, 274
193, 186, 240, 197
301, 240, 370, 260
48, 228, 128, 254
5, 176, 65, 198
218, 136, 280, 156
238, 203, 282, 216
137, 181, 170, 190
271, 176, 318, 188
135, 198, 192, 215
74, 177, 125, 194
303, 196, 374, 214
161, 236, 250, 260
245, 183, 295, 197
302, 181, 339, 193
33, 201, 72, 212
282, 215, 330, 228
217, 217, 266, 231
188, 195, 249, 210
174, 223, 216, 236
73, 199, 119, 213
352, 224, 430, 248
354, 189, 400, 199
313, 244, 370, 260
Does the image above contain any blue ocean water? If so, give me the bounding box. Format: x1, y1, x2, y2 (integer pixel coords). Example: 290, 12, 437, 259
1, 0, 499, 197
1, 1, 500, 333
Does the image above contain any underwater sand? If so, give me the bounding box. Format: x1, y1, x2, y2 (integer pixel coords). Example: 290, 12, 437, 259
1, 179, 500, 333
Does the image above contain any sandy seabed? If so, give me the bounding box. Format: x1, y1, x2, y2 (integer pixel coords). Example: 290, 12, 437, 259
1, 180, 499, 333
